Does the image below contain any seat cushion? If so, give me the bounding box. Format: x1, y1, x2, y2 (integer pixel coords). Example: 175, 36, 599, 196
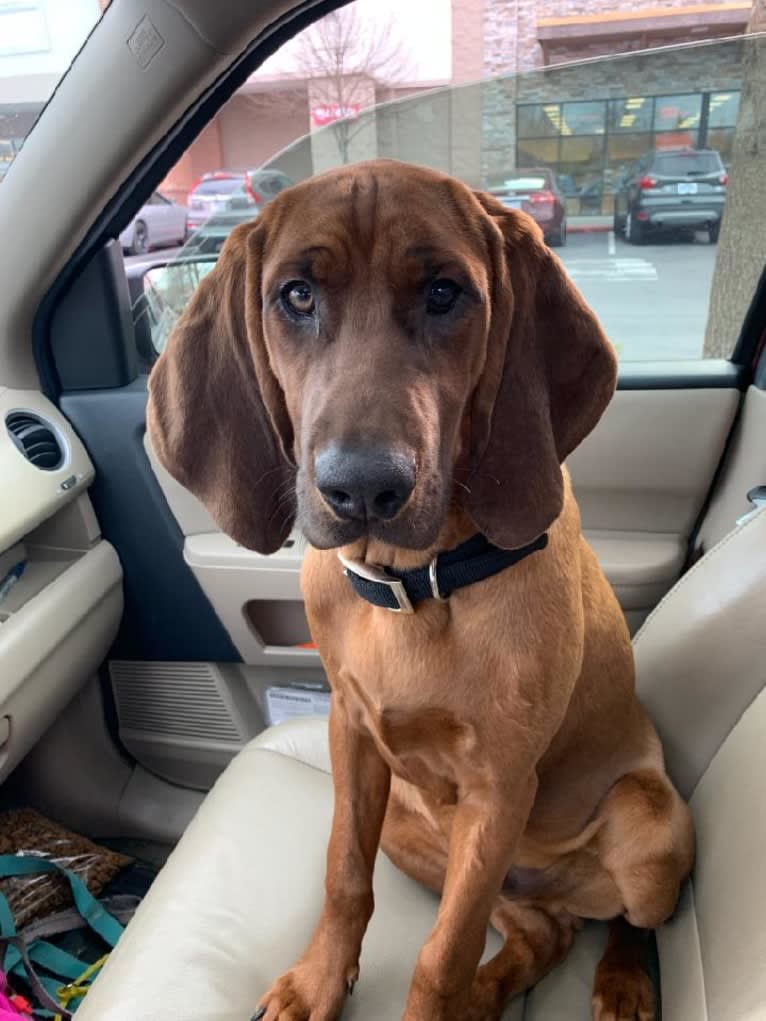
76, 720, 533, 1021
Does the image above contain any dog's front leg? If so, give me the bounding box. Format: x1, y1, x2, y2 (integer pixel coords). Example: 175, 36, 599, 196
254, 696, 390, 1021
402, 771, 538, 1021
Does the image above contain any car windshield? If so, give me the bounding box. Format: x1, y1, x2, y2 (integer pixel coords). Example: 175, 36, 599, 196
653, 152, 722, 176
0, 2, 103, 181
192, 178, 243, 195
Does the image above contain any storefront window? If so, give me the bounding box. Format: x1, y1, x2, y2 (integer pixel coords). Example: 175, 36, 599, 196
517, 104, 561, 138
606, 132, 653, 178
559, 135, 605, 188
654, 128, 699, 149
517, 137, 559, 167
653, 93, 702, 132
706, 127, 736, 166
608, 96, 653, 133
510, 88, 740, 214
708, 91, 740, 128
560, 101, 606, 135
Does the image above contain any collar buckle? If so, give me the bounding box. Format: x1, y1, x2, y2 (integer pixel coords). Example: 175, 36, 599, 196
337, 553, 414, 613
428, 555, 447, 601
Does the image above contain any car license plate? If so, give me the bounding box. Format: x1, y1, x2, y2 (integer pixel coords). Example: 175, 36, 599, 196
502, 198, 523, 209
677, 182, 698, 195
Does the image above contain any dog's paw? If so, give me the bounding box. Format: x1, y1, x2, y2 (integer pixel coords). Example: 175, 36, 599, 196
252, 960, 356, 1021
591, 959, 656, 1021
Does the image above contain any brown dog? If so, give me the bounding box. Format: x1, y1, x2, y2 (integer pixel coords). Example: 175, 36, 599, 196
147, 159, 694, 1021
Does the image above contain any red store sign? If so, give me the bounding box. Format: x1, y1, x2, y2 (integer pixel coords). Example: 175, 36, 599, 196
312, 103, 361, 126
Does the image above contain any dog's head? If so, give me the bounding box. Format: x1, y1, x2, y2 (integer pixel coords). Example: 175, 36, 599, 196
147, 160, 616, 554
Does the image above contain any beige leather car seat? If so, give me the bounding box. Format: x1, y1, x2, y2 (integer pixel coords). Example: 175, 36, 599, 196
77, 508, 766, 1021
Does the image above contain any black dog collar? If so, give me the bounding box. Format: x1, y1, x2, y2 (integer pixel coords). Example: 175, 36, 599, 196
338, 532, 549, 614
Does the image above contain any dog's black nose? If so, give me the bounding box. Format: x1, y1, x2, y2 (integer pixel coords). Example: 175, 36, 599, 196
315, 446, 416, 522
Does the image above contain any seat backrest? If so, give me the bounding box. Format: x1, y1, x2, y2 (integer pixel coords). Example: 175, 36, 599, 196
634, 506, 766, 800
634, 508, 766, 1021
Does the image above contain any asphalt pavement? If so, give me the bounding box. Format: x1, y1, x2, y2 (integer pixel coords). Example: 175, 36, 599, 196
127, 228, 718, 362
558, 229, 717, 361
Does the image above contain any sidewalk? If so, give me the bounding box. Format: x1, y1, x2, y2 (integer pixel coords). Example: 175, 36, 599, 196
568, 215, 612, 234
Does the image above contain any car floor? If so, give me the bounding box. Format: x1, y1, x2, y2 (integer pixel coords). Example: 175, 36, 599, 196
99, 837, 174, 870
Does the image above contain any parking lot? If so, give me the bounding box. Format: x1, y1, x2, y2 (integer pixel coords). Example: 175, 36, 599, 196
127, 228, 719, 363
559, 230, 717, 361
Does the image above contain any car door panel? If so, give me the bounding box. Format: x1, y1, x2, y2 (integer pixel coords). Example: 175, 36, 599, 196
61, 384, 239, 663
698, 384, 766, 550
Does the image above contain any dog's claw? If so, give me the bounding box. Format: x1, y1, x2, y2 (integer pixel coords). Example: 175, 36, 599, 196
251, 1009, 266, 1020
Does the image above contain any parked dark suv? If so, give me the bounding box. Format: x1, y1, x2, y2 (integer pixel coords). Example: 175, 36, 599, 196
613, 148, 727, 245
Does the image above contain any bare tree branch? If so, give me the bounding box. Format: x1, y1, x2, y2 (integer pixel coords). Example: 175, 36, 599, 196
295, 5, 414, 162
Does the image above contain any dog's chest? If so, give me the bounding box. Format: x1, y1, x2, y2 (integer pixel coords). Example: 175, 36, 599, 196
337, 637, 483, 804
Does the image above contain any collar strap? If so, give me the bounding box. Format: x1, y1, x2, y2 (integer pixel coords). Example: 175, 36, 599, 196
338, 532, 548, 613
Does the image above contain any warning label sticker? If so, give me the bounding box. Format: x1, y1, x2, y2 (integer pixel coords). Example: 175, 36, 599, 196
266, 686, 331, 726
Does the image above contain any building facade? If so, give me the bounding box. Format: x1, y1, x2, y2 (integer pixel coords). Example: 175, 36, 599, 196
451, 0, 749, 199
259, 0, 750, 213
0, 0, 103, 179
0, 0, 753, 215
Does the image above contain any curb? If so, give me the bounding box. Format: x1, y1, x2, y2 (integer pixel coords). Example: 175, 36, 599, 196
568, 224, 612, 234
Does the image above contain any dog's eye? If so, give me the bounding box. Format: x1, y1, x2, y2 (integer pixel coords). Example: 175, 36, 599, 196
282, 280, 315, 316
426, 278, 462, 315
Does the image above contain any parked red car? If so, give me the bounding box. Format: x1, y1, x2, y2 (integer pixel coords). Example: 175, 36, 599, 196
488, 169, 567, 247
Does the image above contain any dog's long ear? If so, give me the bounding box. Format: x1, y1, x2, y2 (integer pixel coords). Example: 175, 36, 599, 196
467, 193, 617, 549
146, 223, 295, 554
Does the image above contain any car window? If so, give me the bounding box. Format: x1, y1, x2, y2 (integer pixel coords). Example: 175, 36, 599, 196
651, 151, 723, 177
496, 175, 548, 191
111, 4, 763, 364
191, 178, 243, 196
0, 2, 104, 181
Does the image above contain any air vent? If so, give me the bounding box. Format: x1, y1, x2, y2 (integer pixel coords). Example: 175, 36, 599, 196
6, 412, 64, 471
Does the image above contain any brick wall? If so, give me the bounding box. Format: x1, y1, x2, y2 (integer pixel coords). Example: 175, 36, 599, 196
451, 0, 485, 82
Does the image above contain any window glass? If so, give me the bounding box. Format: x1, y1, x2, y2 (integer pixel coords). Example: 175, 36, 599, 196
608, 97, 653, 133
651, 151, 722, 176
498, 175, 548, 190
559, 136, 605, 191
518, 104, 561, 138
653, 94, 702, 132
0, 2, 103, 180
517, 138, 559, 167
707, 127, 736, 166
561, 101, 606, 135
62, 8, 755, 365
606, 133, 653, 176
191, 178, 243, 196
708, 91, 740, 128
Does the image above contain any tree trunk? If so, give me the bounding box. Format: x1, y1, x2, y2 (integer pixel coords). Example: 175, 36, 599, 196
333, 121, 351, 163
703, 2, 766, 358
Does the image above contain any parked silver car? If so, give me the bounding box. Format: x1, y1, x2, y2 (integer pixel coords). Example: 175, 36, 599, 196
119, 191, 188, 255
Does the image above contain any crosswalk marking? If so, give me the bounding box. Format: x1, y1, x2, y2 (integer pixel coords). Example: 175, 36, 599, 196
564, 258, 658, 283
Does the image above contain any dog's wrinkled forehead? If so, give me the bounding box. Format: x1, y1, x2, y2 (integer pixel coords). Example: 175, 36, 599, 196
260, 161, 492, 293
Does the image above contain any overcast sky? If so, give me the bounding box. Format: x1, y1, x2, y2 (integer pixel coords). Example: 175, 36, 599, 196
256, 0, 453, 82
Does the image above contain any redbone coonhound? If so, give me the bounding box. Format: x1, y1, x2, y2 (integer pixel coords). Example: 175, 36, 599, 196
147, 159, 694, 1021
